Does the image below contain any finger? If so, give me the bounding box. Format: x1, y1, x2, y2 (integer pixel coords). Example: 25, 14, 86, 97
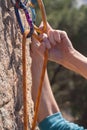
31, 37, 41, 53
37, 42, 45, 55
47, 22, 52, 31
39, 21, 44, 30
39, 33, 51, 49
39, 22, 52, 30
42, 37, 51, 50
38, 32, 53, 48
53, 30, 61, 43
31, 34, 50, 56
48, 30, 56, 46
59, 31, 71, 44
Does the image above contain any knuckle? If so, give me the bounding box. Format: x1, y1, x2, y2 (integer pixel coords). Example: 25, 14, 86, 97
62, 31, 67, 37
48, 30, 53, 36
54, 30, 59, 35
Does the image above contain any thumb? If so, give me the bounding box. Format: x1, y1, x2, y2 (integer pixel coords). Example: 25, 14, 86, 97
46, 23, 54, 36
39, 21, 44, 31
39, 22, 52, 33
47, 22, 52, 31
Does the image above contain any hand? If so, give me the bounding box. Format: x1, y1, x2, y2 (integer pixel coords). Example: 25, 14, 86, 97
31, 23, 87, 81
31, 23, 74, 65
46, 23, 74, 64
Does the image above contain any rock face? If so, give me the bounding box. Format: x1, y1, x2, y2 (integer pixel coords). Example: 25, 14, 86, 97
0, 0, 34, 129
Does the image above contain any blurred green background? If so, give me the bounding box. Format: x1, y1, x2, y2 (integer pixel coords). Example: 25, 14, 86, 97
36, 0, 87, 127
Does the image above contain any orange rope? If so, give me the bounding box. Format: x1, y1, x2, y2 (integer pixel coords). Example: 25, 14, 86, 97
22, 0, 48, 129
31, 49, 48, 130
31, 0, 48, 129
22, 30, 30, 130
22, 29, 48, 130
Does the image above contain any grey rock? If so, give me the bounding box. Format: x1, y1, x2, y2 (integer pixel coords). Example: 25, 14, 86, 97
0, 0, 37, 129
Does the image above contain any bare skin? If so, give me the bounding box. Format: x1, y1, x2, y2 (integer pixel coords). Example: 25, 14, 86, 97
31, 23, 87, 123
31, 47, 59, 122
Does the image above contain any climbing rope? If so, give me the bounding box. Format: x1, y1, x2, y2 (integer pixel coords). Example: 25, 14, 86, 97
11, 1, 34, 130
31, 1, 48, 130
22, 30, 30, 130
11, 0, 48, 130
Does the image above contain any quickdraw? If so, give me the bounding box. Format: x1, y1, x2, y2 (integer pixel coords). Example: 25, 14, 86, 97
11, 0, 48, 130
11, 0, 34, 37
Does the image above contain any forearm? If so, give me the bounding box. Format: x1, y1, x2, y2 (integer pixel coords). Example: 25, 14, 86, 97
31, 54, 59, 122
31, 54, 44, 102
62, 49, 87, 79
38, 70, 59, 122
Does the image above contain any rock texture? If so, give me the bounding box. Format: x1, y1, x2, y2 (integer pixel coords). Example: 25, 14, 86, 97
0, 0, 35, 129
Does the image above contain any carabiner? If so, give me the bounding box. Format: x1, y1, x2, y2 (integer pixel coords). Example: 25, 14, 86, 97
14, 6, 25, 34
12, 1, 34, 37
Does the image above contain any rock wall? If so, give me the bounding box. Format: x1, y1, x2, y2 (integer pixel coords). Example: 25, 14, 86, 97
0, 0, 34, 129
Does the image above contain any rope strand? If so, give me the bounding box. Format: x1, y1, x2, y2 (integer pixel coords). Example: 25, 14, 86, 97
12, 1, 48, 130
22, 30, 30, 130
31, 0, 48, 129
31, 49, 48, 130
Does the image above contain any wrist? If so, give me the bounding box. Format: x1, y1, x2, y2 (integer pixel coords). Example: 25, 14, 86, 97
62, 48, 76, 66
62, 49, 87, 79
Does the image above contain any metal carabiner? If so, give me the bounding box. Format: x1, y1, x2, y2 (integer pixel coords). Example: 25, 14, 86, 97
12, 0, 34, 37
